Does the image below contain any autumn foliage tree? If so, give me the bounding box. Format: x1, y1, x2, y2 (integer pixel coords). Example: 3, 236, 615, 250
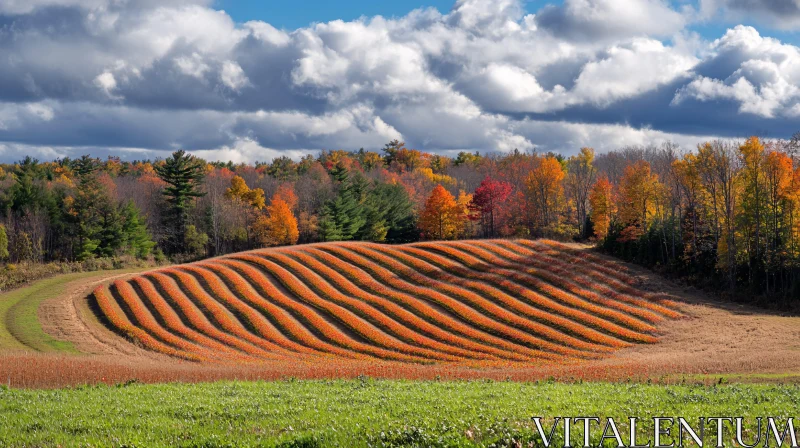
226, 176, 266, 210
525, 156, 565, 237
419, 185, 467, 240
589, 176, 615, 240
468, 176, 512, 238
254, 192, 300, 247
617, 161, 663, 242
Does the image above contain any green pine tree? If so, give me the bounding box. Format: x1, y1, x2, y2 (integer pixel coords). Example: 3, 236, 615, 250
120, 201, 155, 258
69, 157, 104, 261
319, 167, 367, 241
370, 183, 417, 243
96, 202, 124, 258
155, 150, 207, 254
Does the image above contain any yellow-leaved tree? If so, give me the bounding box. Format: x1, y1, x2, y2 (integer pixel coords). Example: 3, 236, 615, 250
617, 160, 663, 242
525, 155, 565, 236
588, 175, 614, 240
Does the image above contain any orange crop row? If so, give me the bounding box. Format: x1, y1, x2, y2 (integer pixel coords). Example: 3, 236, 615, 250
112, 280, 215, 359
93, 286, 202, 361
418, 242, 658, 341
130, 276, 244, 361
90, 240, 681, 367
294, 248, 537, 362
534, 240, 683, 311
210, 260, 419, 362
391, 246, 632, 348
535, 240, 637, 284
511, 240, 682, 319
322, 244, 590, 359
162, 268, 291, 358
145, 272, 277, 360
224, 256, 437, 363
469, 240, 664, 324
198, 262, 362, 360
179, 265, 317, 356
249, 251, 482, 361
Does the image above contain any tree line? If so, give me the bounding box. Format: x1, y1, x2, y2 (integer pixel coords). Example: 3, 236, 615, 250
1, 136, 799, 303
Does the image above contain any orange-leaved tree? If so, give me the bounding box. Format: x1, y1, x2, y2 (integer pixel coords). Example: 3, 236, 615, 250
273, 183, 298, 211
253, 192, 299, 247
588, 175, 615, 240
419, 185, 468, 240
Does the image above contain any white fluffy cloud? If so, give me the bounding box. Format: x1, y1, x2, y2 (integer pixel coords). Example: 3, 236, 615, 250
0, 0, 799, 162
673, 26, 800, 118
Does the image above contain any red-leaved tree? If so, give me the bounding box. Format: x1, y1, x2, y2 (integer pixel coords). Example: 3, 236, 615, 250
468, 176, 513, 238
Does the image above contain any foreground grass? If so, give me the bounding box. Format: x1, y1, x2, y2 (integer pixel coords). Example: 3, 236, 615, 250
0, 380, 798, 447
0, 268, 148, 352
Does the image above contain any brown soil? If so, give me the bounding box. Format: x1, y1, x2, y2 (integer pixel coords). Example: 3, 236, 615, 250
564, 244, 800, 377
37, 271, 178, 362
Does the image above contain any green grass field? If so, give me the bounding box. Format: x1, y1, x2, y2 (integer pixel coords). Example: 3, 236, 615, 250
0, 380, 798, 447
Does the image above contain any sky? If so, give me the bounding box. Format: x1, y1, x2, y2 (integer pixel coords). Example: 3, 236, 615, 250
1, 0, 800, 163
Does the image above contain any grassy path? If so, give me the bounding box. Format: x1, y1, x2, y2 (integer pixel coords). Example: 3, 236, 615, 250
0, 269, 150, 353
0, 380, 798, 447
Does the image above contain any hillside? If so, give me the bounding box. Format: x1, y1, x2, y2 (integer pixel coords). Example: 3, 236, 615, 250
91, 240, 681, 364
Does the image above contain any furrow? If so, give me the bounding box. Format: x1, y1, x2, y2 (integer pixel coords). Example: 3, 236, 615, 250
512, 240, 682, 319
227, 256, 445, 363
111, 280, 215, 360
130, 276, 245, 360
198, 262, 365, 360
93, 286, 202, 361
321, 244, 587, 359
387, 245, 632, 348
253, 250, 489, 361
413, 242, 657, 342
294, 247, 538, 361
146, 271, 283, 360
466, 240, 663, 324
164, 268, 293, 358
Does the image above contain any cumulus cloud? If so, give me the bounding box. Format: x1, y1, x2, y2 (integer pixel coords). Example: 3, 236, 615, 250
673, 26, 800, 118
0, 0, 799, 163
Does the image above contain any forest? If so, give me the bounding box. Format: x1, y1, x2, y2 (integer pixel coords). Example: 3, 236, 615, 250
1, 136, 799, 303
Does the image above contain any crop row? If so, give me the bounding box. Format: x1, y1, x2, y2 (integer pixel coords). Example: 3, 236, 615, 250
287, 248, 539, 361
402, 244, 654, 344
414, 242, 658, 339
511, 241, 682, 319
199, 262, 364, 360
111, 280, 217, 359
93, 286, 202, 361
375, 245, 630, 348
92, 240, 681, 364
248, 251, 496, 361
321, 244, 597, 359
303, 246, 559, 360
231, 253, 463, 362
467, 240, 665, 323
145, 272, 280, 360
